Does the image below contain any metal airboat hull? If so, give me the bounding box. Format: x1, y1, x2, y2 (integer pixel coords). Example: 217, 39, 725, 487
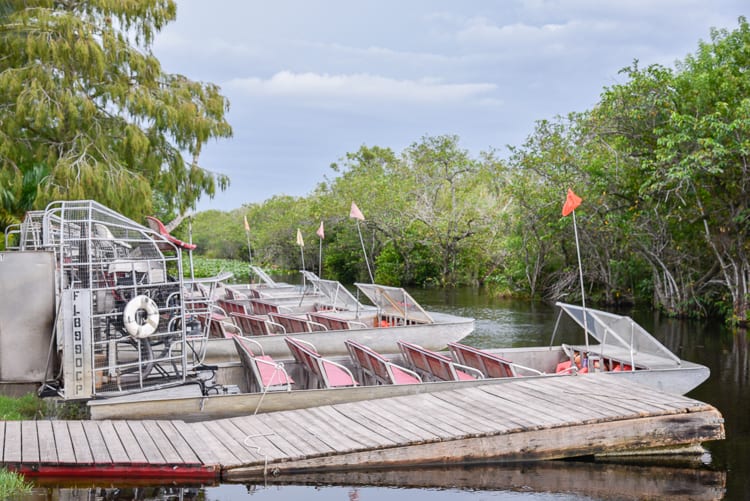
88, 302, 711, 421
202, 311, 475, 362
88, 343, 710, 421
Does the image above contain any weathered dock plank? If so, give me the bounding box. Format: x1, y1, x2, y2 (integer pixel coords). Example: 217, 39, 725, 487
189, 421, 242, 465
229, 417, 303, 459
36, 421, 57, 464
305, 406, 395, 448
4, 421, 21, 462
155, 421, 202, 465
438, 386, 551, 429
112, 420, 147, 464
95, 421, 129, 463
21, 421, 39, 463
424, 392, 508, 434
171, 420, 216, 465
65, 421, 93, 463
283, 408, 361, 451
343, 399, 439, 441
255, 412, 332, 456
51, 421, 75, 463
67, 421, 93, 463
81, 421, 111, 464
332, 401, 418, 442
379, 396, 465, 437
125, 421, 165, 464
141, 421, 182, 464
210, 419, 285, 463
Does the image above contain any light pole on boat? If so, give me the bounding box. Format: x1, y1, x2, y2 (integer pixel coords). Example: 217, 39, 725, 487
562, 189, 589, 351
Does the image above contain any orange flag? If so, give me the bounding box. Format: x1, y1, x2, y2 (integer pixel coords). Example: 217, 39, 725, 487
562, 189, 582, 216
316, 221, 325, 239
350, 201, 365, 221
243, 215, 250, 232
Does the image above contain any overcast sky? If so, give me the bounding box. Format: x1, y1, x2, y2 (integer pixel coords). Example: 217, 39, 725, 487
152, 1, 746, 212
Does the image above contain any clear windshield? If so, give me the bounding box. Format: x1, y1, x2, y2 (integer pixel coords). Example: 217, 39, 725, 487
355, 283, 434, 323
555, 302, 680, 363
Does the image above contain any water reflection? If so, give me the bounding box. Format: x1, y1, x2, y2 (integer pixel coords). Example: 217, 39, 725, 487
24, 461, 726, 500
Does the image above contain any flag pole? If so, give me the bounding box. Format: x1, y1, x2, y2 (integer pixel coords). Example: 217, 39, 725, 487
571, 209, 589, 351
356, 219, 374, 283
244, 230, 252, 264
296, 228, 306, 271
349, 202, 374, 283
316, 220, 325, 278
562, 189, 588, 355
243, 215, 253, 282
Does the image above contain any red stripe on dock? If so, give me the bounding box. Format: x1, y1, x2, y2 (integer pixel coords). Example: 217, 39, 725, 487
6, 464, 219, 480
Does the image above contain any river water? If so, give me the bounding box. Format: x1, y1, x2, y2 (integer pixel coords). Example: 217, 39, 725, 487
24, 288, 748, 500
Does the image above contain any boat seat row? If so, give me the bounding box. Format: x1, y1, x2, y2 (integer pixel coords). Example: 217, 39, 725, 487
397, 341, 543, 382
223, 284, 266, 300
345, 339, 421, 385
448, 342, 543, 378
230, 311, 286, 336
217, 298, 249, 316
397, 341, 484, 382
248, 298, 285, 315
231, 334, 293, 392
269, 313, 328, 333
285, 337, 358, 389
308, 312, 369, 331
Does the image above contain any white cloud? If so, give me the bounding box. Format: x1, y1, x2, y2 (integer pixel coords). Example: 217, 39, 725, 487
457, 18, 568, 47
225, 71, 498, 105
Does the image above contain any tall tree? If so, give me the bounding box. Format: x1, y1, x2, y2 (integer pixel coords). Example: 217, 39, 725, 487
402, 135, 500, 286
0, 0, 232, 227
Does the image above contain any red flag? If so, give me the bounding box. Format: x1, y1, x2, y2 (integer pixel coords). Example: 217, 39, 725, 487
349, 201, 365, 221
243, 215, 250, 232
316, 221, 325, 239
562, 189, 582, 216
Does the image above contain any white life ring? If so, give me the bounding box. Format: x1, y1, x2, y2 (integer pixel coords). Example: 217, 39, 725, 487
123, 295, 160, 339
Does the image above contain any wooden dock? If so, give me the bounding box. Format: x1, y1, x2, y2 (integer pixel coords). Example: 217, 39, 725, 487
0, 375, 724, 481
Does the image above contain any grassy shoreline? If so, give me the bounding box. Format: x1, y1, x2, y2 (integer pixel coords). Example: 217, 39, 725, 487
0, 392, 61, 497
0, 469, 31, 498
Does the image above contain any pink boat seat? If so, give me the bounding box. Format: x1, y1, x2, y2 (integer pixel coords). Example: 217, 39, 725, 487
232, 334, 293, 391
285, 337, 358, 389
